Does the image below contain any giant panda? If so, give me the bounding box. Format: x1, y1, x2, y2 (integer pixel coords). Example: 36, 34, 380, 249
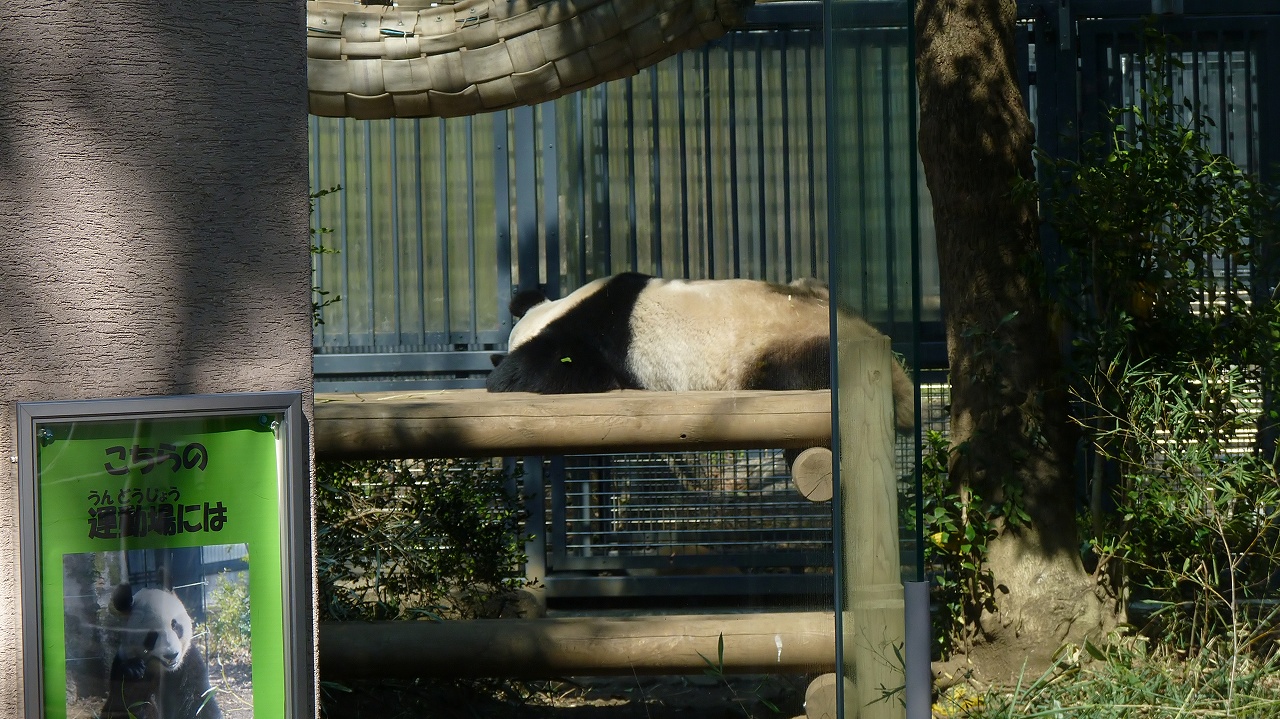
486, 272, 914, 432
101, 583, 223, 719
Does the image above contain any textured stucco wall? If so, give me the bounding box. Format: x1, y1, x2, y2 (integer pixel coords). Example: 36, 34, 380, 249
0, 1, 312, 715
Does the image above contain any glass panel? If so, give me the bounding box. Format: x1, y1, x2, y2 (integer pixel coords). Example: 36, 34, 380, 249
826, 1, 923, 717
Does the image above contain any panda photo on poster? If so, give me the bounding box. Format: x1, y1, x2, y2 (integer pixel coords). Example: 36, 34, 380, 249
62, 547, 250, 719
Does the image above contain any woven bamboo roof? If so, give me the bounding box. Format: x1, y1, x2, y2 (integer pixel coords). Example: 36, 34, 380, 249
308, 0, 754, 119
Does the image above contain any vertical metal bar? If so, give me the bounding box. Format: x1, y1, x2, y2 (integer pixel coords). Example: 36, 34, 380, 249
337, 117, 352, 344
855, 43, 871, 312
519, 457, 549, 594
821, 9, 848, 713
412, 118, 426, 343
650, 64, 663, 274
466, 116, 480, 343
549, 455, 569, 564
1077, 27, 1103, 139
805, 29, 819, 279
543, 102, 561, 298
1249, 22, 1278, 455
905, 0, 926, 587
1259, 19, 1280, 190
1204, 33, 1222, 305
515, 104, 539, 289
596, 87, 614, 274
575, 92, 589, 286
1190, 32, 1204, 139
625, 77, 639, 272
904, 582, 932, 719
703, 45, 716, 278
677, 52, 691, 279
880, 41, 898, 324
1243, 32, 1257, 174
362, 121, 376, 347
308, 115, 324, 347
755, 33, 768, 279
1217, 34, 1230, 158
780, 31, 794, 282
438, 117, 452, 345
494, 112, 513, 339
728, 35, 742, 277
389, 118, 403, 346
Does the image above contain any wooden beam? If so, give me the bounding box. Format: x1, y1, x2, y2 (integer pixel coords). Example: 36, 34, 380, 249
314, 389, 832, 459
318, 612, 835, 678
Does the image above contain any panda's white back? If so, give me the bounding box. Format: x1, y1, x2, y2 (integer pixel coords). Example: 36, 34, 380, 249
627, 277, 830, 391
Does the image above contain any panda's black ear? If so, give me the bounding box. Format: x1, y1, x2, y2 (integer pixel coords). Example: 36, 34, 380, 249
490, 353, 505, 368
510, 287, 549, 319
110, 583, 135, 614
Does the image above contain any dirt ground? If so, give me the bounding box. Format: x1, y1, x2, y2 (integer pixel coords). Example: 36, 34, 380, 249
320, 674, 812, 719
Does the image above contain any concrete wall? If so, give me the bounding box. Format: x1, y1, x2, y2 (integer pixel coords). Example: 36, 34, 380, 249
0, 1, 311, 715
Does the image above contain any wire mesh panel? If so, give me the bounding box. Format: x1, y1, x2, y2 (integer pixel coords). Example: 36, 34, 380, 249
533, 378, 950, 596
550, 450, 831, 575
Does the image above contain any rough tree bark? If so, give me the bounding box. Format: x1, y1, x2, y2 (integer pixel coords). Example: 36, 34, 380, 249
913, 0, 1120, 681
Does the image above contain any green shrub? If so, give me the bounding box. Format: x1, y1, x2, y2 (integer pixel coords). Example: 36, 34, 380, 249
315, 457, 527, 621
1037, 30, 1280, 662
203, 571, 251, 664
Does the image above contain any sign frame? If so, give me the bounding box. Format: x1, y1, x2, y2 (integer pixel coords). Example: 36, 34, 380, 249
16, 392, 312, 719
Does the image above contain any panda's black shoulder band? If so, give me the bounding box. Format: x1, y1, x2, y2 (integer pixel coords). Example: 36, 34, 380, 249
111, 583, 135, 613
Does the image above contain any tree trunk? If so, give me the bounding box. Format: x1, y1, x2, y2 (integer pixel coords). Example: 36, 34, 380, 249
913, 0, 1119, 681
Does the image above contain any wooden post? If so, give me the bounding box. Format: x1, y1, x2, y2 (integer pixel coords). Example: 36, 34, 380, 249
837, 332, 906, 719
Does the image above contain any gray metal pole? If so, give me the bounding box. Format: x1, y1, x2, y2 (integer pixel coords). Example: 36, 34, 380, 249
904, 580, 933, 719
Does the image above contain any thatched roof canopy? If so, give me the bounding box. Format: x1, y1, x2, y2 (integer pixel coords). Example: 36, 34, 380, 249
308, 0, 753, 119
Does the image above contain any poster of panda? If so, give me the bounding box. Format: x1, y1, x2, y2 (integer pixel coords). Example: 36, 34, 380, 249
17, 398, 311, 719
63, 546, 250, 719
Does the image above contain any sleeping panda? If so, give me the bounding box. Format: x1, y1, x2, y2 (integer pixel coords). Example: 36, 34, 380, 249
486, 272, 914, 432
101, 583, 223, 719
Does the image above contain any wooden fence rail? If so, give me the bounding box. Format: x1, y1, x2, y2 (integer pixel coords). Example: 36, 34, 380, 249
314, 388, 832, 458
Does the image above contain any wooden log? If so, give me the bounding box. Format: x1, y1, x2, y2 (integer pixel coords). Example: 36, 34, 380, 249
804, 673, 858, 719
790, 446, 834, 502
318, 611, 835, 678
837, 334, 905, 719
315, 388, 832, 459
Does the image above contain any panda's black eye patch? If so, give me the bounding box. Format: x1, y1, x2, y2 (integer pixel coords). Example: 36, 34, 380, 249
144, 631, 160, 651
172, 618, 183, 638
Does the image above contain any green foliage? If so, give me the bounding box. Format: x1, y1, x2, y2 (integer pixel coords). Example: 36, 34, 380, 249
1041, 30, 1278, 397
202, 571, 251, 664
959, 636, 1280, 718
930, 31, 1280, 711
315, 457, 528, 621
310, 186, 342, 327
698, 633, 783, 717
919, 430, 1000, 658
1033, 26, 1280, 672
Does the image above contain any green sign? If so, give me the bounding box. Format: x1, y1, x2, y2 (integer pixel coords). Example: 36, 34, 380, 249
18, 394, 311, 719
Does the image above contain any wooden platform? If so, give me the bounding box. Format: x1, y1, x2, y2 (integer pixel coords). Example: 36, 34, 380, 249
314, 388, 832, 459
